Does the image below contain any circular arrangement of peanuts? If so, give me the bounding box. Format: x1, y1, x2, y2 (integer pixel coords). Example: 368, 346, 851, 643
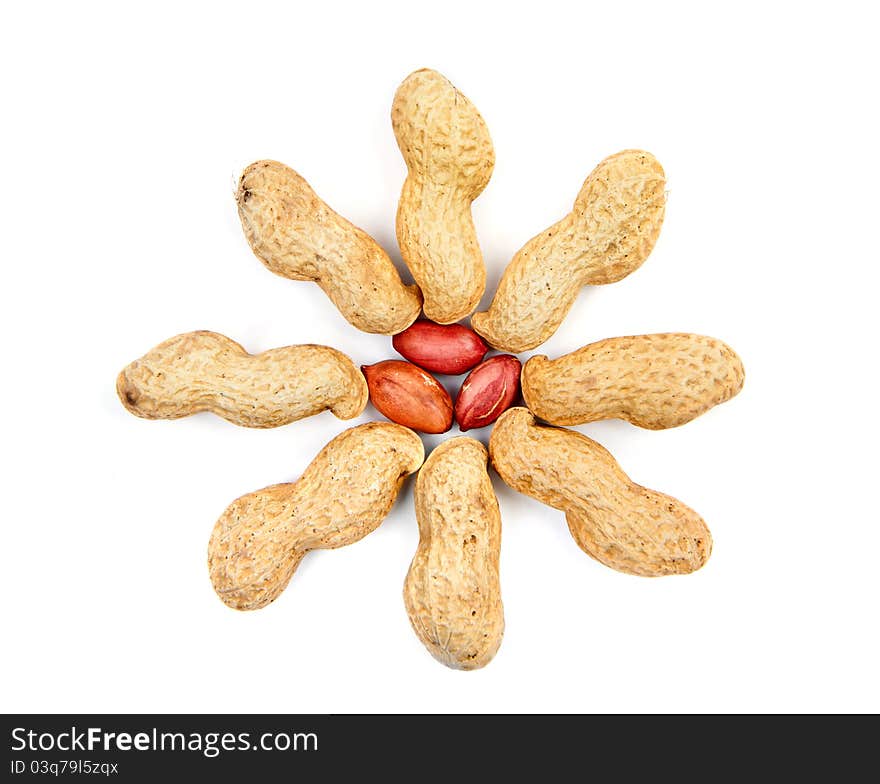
118, 68, 744, 670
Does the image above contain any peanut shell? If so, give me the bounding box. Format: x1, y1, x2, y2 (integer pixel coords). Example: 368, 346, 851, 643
472, 150, 666, 352
489, 408, 711, 576
405, 438, 504, 670
393, 68, 494, 324
209, 422, 424, 610
117, 331, 368, 428
237, 160, 422, 334
522, 333, 744, 429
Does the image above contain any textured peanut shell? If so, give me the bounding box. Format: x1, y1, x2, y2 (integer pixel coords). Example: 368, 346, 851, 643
522, 334, 745, 429
209, 422, 424, 610
405, 438, 504, 670
472, 150, 666, 352
236, 160, 422, 334
117, 331, 368, 428
393, 69, 494, 324
489, 408, 711, 576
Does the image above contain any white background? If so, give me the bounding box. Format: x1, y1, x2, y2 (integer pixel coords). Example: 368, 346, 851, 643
2, 1, 878, 713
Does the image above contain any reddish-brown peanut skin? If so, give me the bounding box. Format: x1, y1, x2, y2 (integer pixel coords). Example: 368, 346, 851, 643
522, 334, 745, 429
455, 355, 521, 431
489, 408, 711, 576
362, 360, 453, 434
392, 320, 488, 375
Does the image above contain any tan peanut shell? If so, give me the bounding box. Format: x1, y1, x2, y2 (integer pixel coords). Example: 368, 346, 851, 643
393, 68, 494, 324
117, 331, 368, 428
405, 438, 504, 670
236, 160, 422, 334
472, 150, 666, 352
209, 422, 424, 610
489, 408, 711, 576
522, 333, 745, 429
